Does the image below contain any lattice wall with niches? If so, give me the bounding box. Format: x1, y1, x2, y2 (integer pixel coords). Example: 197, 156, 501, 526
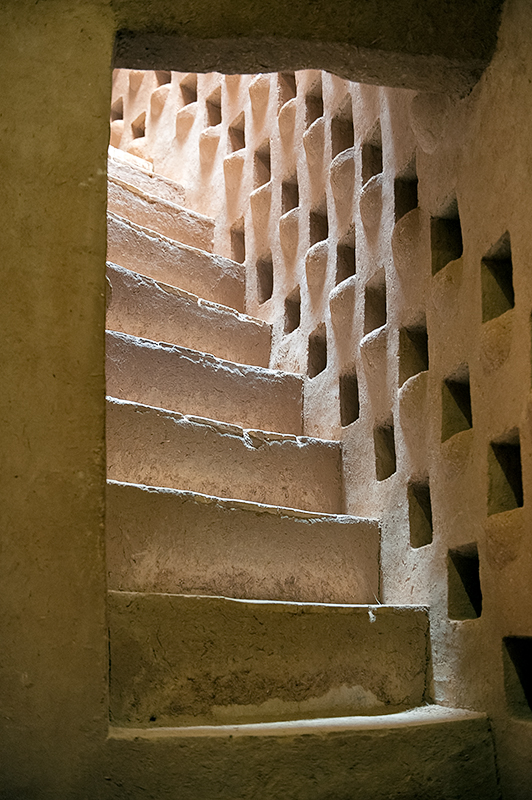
109, 67, 532, 772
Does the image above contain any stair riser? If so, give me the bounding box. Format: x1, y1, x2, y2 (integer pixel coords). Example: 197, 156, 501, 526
108, 179, 214, 252
106, 400, 341, 513
106, 332, 303, 435
100, 715, 499, 800
106, 264, 271, 368
107, 214, 245, 312
109, 592, 429, 727
106, 482, 378, 601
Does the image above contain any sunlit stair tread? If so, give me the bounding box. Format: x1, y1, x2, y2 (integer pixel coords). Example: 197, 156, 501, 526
108, 145, 186, 206
105, 330, 303, 434
107, 212, 245, 312
106, 479, 378, 602
107, 176, 214, 252
106, 397, 341, 513
106, 262, 271, 368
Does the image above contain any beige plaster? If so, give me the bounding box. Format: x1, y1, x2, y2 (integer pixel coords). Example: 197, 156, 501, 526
2, 0, 531, 796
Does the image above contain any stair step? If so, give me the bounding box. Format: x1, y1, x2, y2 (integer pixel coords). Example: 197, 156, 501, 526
106, 331, 303, 434
109, 591, 429, 727
107, 177, 214, 252
104, 707, 499, 800
106, 263, 271, 368
106, 399, 341, 513
107, 481, 377, 601
107, 212, 245, 312
108, 145, 186, 206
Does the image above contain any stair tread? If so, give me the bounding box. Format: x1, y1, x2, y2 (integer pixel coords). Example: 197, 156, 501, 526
107, 480, 378, 603
103, 705, 498, 800
107, 479, 359, 520
106, 397, 340, 513
108, 176, 214, 252
109, 590, 429, 727
107, 212, 245, 310
106, 331, 303, 434
108, 146, 187, 206
109, 705, 489, 738
106, 262, 271, 368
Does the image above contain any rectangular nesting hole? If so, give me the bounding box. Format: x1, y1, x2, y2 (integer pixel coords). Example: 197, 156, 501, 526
282, 175, 299, 214
155, 71, 172, 86
305, 94, 323, 128
408, 480, 433, 548
110, 96, 124, 122
361, 121, 383, 184
180, 74, 197, 105
503, 637, 532, 719
309, 206, 328, 246
431, 200, 463, 275
488, 432, 523, 515
481, 231, 514, 322
284, 286, 301, 334
441, 367, 472, 442
256, 252, 273, 304
278, 71, 297, 107
374, 418, 397, 481
228, 112, 245, 152
308, 324, 327, 378
399, 322, 428, 386
364, 270, 386, 334
447, 543, 482, 620
131, 111, 146, 139
394, 178, 418, 222
254, 140, 271, 188
336, 228, 356, 284
331, 97, 354, 159
230, 219, 245, 264
206, 87, 222, 126
339, 370, 359, 427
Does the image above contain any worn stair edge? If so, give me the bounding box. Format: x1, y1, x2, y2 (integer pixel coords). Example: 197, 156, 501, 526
106, 480, 378, 602
101, 708, 499, 800
106, 397, 340, 512
106, 330, 303, 435
109, 591, 430, 727
106, 262, 271, 368
108, 176, 214, 252
108, 146, 186, 206
109, 705, 490, 738
107, 212, 245, 311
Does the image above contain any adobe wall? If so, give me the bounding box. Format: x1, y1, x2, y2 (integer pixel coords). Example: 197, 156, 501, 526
110, 2, 532, 794
0, 1, 113, 797
0, 0, 529, 796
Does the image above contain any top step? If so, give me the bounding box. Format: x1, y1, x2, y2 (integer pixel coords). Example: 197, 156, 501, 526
108, 146, 186, 207
108, 177, 214, 253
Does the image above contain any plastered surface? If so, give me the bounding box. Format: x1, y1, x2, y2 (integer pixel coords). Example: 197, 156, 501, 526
1, 0, 529, 796
108, 2, 532, 794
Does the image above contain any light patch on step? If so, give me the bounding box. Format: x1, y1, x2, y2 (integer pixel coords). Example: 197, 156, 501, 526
210, 684, 385, 725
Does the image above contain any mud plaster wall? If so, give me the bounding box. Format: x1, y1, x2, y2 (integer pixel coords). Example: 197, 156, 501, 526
0, 0, 529, 797
0, 1, 113, 796
111, 2, 532, 795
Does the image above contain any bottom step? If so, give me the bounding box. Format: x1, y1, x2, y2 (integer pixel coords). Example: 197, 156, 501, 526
100, 707, 498, 799
109, 592, 429, 727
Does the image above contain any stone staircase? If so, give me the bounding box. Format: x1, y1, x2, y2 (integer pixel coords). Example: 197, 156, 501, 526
102, 148, 499, 798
